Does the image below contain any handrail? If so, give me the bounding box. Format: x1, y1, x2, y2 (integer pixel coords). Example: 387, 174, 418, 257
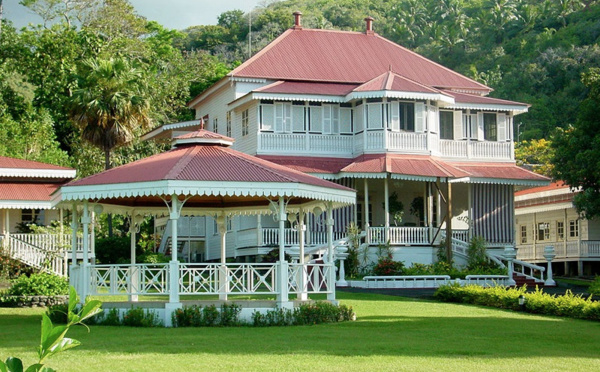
6, 236, 67, 277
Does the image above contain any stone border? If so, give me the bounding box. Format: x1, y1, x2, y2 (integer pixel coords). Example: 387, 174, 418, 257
0, 295, 68, 308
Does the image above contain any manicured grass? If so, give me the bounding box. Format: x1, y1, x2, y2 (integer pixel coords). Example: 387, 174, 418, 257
2, 292, 600, 371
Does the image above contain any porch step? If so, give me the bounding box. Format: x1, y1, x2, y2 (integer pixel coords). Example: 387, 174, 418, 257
513, 273, 543, 288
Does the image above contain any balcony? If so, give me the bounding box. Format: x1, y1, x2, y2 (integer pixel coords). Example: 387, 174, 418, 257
258, 131, 513, 161
517, 240, 600, 261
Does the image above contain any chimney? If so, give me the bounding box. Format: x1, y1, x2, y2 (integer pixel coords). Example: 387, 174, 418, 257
364, 16, 374, 35
293, 11, 303, 30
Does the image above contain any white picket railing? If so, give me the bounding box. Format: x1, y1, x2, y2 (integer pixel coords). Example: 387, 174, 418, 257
261, 228, 346, 246
288, 263, 334, 294
368, 226, 429, 245
6, 236, 67, 277
517, 240, 600, 261
439, 139, 513, 160
386, 131, 428, 152
258, 132, 353, 155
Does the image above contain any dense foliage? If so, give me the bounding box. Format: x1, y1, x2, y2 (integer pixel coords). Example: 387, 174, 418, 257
6, 273, 69, 297
435, 283, 600, 321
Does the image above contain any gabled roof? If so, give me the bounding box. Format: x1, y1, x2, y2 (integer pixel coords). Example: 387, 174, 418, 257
354, 71, 444, 94
445, 91, 529, 111
229, 28, 491, 93
0, 156, 75, 179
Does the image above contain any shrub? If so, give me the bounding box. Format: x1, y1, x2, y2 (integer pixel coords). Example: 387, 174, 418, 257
95, 236, 134, 264
434, 284, 600, 321
372, 257, 404, 276
172, 304, 234, 327
589, 276, 600, 296
0, 250, 35, 280
294, 302, 355, 325
8, 273, 69, 296
220, 303, 241, 326
122, 307, 163, 327
137, 252, 170, 264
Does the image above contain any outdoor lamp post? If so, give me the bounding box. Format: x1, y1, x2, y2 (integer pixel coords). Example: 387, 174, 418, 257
518, 294, 526, 311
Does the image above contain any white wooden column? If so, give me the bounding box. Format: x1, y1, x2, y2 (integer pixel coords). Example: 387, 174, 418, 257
256, 215, 263, 246
384, 176, 390, 243
216, 213, 228, 301
129, 211, 139, 302
169, 194, 180, 304
70, 205, 79, 290
2, 209, 8, 249
363, 179, 370, 242
277, 198, 290, 307
298, 207, 307, 301
326, 202, 335, 302
80, 201, 90, 303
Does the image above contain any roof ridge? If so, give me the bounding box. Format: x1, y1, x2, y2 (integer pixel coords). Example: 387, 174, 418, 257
165, 146, 197, 180
229, 29, 294, 78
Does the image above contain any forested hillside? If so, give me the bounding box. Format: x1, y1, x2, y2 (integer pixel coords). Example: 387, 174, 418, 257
0, 0, 598, 176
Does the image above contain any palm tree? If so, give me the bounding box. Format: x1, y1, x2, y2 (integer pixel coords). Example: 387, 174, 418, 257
70, 57, 152, 170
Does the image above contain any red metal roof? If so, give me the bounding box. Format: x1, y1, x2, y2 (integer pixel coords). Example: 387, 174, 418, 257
175, 129, 234, 142
0, 156, 72, 171
0, 183, 60, 201
69, 137, 351, 192
230, 28, 491, 92
255, 81, 357, 96
449, 162, 550, 182
515, 181, 570, 196
354, 71, 445, 94
261, 155, 549, 183
445, 90, 528, 107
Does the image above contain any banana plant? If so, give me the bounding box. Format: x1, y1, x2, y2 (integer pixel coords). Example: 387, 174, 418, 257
0, 286, 102, 372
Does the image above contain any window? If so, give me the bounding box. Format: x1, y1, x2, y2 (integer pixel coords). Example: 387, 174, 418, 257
21, 209, 41, 224
366, 102, 384, 129
483, 113, 497, 141
439, 111, 454, 140
557, 221, 564, 240
463, 113, 477, 139
213, 118, 218, 133
537, 222, 549, 241
309, 104, 323, 133
226, 111, 232, 137
520, 225, 527, 244
242, 109, 249, 136
227, 217, 233, 232
399, 102, 415, 131
569, 220, 579, 237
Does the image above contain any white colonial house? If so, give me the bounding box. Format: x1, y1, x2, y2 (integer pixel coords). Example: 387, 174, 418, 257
515, 182, 600, 276
145, 13, 549, 267
0, 156, 77, 276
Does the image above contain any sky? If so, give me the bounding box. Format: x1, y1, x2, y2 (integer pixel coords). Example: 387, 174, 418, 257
3, 0, 266, 30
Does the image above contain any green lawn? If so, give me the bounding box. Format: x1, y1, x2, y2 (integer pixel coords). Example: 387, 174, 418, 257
2, 292, 600, 371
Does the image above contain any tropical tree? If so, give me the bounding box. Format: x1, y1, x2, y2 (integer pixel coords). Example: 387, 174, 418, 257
552, 68, 600, 218
69, 56, 152, 170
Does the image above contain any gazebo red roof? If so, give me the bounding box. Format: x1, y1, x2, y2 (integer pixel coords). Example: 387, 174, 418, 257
69, 131, 349, 191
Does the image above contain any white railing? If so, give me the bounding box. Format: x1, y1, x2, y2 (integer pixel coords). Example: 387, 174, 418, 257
90, 264, 170, 296
470, 141, 512, 160
439, 140, 513, 160
7, 236, 67, 277
368, 226, 429, 245
259, 132, 353, 155
365, 131, 384, 150
464, 275, 509, 287
261, 228, 346, 247
288, 263, 334, 294
10, 233, 88, 255
451, 229, 470, 243
362, 275, 451, 289
517, 240, 600, 261
439, 140, 467, 158
386, 132, 428, 152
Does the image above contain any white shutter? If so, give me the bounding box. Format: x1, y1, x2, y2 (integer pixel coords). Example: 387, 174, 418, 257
453, 111, 463, 140
275, 103, 284, 133
367, 104, 382, 129
415, 102, 425, 133
283, 103, 292, 133
340, 108, 352, 133
355, 105, 364, 132
476, 112, 484, 141
497, 113, 507, 141
323, 105, 332, 134
332, 106, 339, 133
292, 106, 304, 132
261, 105, 274, 131
310, 106, 322, 133
390, 101, 400, 131
428, 106, 439, 133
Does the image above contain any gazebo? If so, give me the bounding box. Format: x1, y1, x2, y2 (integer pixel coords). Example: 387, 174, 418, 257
52, 130, 355, 325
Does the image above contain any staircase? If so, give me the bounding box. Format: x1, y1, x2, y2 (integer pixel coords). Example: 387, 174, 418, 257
513, 272, 543, 287
3, 234, 68, 277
